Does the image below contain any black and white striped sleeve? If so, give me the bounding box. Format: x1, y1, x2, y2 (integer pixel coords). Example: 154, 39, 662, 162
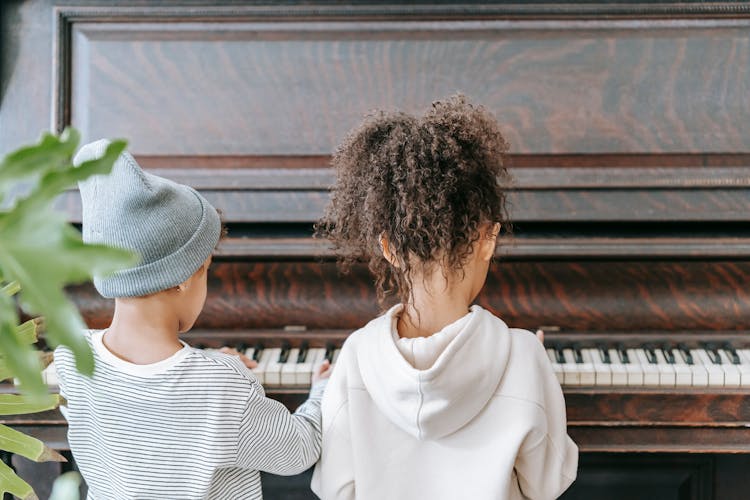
235, 379, 326, 475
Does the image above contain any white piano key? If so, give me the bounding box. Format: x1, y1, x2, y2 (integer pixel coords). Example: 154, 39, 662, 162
576, 349, 597, 386
299, 348, 325, 385
43, 362, 58, 386
653, 349, 676, 387
583, 349, 611, 386
718, 350, 741, 388
561, 349, 581, 386
623, 349, 647, 386
546, 349, 565, 385
606, 349, 629, 386
679, 349, 708, 387
263, 348, 285, 386
669, 349, 693, 387
693, 349, 725, 387
243, 347, 256, 362
280, 348, 300, 385
333, 349, 342, 363
252, 348, 274, 385
632, 349, 659, 386
736, 349, 750, 387
292, 348, 312, 385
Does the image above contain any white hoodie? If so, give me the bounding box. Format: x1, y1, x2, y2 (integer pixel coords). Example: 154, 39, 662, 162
311, 304, 578, 500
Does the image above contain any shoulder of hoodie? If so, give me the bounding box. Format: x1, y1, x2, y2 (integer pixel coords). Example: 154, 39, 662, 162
338, 313, 390, 357
495, 325, 558, 409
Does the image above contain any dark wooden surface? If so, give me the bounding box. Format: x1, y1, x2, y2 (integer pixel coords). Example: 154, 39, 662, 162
4, 1, 750, 499
69, 260, 750, 332
62, 12, 750, 156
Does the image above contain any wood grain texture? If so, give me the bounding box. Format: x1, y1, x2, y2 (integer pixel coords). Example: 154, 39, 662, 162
64, 18, 750, 155
68, 260, 750, 332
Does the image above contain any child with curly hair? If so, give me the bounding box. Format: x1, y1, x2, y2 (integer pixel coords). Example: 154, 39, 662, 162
311, 95, 578, 500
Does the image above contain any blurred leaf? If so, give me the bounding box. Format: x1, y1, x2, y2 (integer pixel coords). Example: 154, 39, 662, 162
0, 129, 79, 188
0, 130, 135, 389
14, 318, 44, 345
0, 289, 44, 396
0, 281, 20, 297
0, 460, 36, 500
4, 138, 126, 218
49, 472, 81, 500
0, 424, 65, 462
0, 394, 59, 416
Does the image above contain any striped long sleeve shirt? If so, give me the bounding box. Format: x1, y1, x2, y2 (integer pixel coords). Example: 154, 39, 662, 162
55, 330, 325, 500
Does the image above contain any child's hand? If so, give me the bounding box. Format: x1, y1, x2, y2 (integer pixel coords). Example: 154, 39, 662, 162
219, 347, 258, 369
312, 359, 333, 385
535, 329, 544, 345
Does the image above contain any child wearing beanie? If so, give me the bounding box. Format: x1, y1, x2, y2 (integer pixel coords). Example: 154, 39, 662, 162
54, 140, 331, 499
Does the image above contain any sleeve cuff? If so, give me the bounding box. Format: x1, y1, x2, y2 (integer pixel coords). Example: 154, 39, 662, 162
309, 379, 329, 399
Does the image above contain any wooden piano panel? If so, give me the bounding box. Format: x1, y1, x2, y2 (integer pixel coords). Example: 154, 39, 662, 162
62, 12, 750, 155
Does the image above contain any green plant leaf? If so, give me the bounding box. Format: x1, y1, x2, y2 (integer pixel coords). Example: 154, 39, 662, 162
49, 471, 81, 500
0, 129, 79, 188
0, 424, 65, 462
0, 281, 20, 297
14, 318, 44, 345
0, 289, 44, 395
0, 351, 53, 383
0, 460, 37, 500
0, 393, 60, 416
0, 130, 136, 392
4, 138, 126, 218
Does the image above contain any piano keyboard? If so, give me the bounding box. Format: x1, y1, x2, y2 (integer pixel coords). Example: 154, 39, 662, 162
546, 343, 750, 388
28, 343, 750, 390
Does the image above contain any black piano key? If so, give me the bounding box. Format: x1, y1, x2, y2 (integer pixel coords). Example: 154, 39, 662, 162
722, 342, 741, 365
552, 344, 566, 364
324, 342, 336, 363
252, 342, 264, 362
644, 344, 658, 364
297, 341, 309, 363
196, 343, 207, 350
596, 343, 611, 364
278, 341, 291, 363
660, 344, 675, 364
677, 343, 694, 365
235, 342, 248, 353
616, 343, 630, 364
702, 342, 722, 364
572, 344, 583, 364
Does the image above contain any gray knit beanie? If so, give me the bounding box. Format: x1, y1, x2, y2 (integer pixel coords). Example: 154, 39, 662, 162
76, 139, 221, 298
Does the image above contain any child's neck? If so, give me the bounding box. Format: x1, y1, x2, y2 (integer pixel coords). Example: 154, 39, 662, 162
398, 279, 472, 339
104, 298, 184, 364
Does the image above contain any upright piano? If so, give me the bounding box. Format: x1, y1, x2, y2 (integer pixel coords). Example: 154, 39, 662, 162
2, 1, 750, 499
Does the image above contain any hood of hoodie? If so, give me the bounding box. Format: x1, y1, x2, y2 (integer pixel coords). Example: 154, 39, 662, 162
356, 304, 511, 440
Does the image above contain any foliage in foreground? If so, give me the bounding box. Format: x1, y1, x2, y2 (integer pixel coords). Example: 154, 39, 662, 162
0, 130, 136, 498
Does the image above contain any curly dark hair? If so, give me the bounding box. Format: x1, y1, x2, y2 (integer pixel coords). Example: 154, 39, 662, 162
315, 94, 512, 306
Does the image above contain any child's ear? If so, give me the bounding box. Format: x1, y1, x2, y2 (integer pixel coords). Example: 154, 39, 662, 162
479, 223, 500, 261
380, 234, 400, 268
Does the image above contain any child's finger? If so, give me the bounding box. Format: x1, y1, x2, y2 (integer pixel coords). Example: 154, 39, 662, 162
218, 347, 258, 369
238, 354, 258, 369
535, 329, 544, 345
312, 360, 333, 383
